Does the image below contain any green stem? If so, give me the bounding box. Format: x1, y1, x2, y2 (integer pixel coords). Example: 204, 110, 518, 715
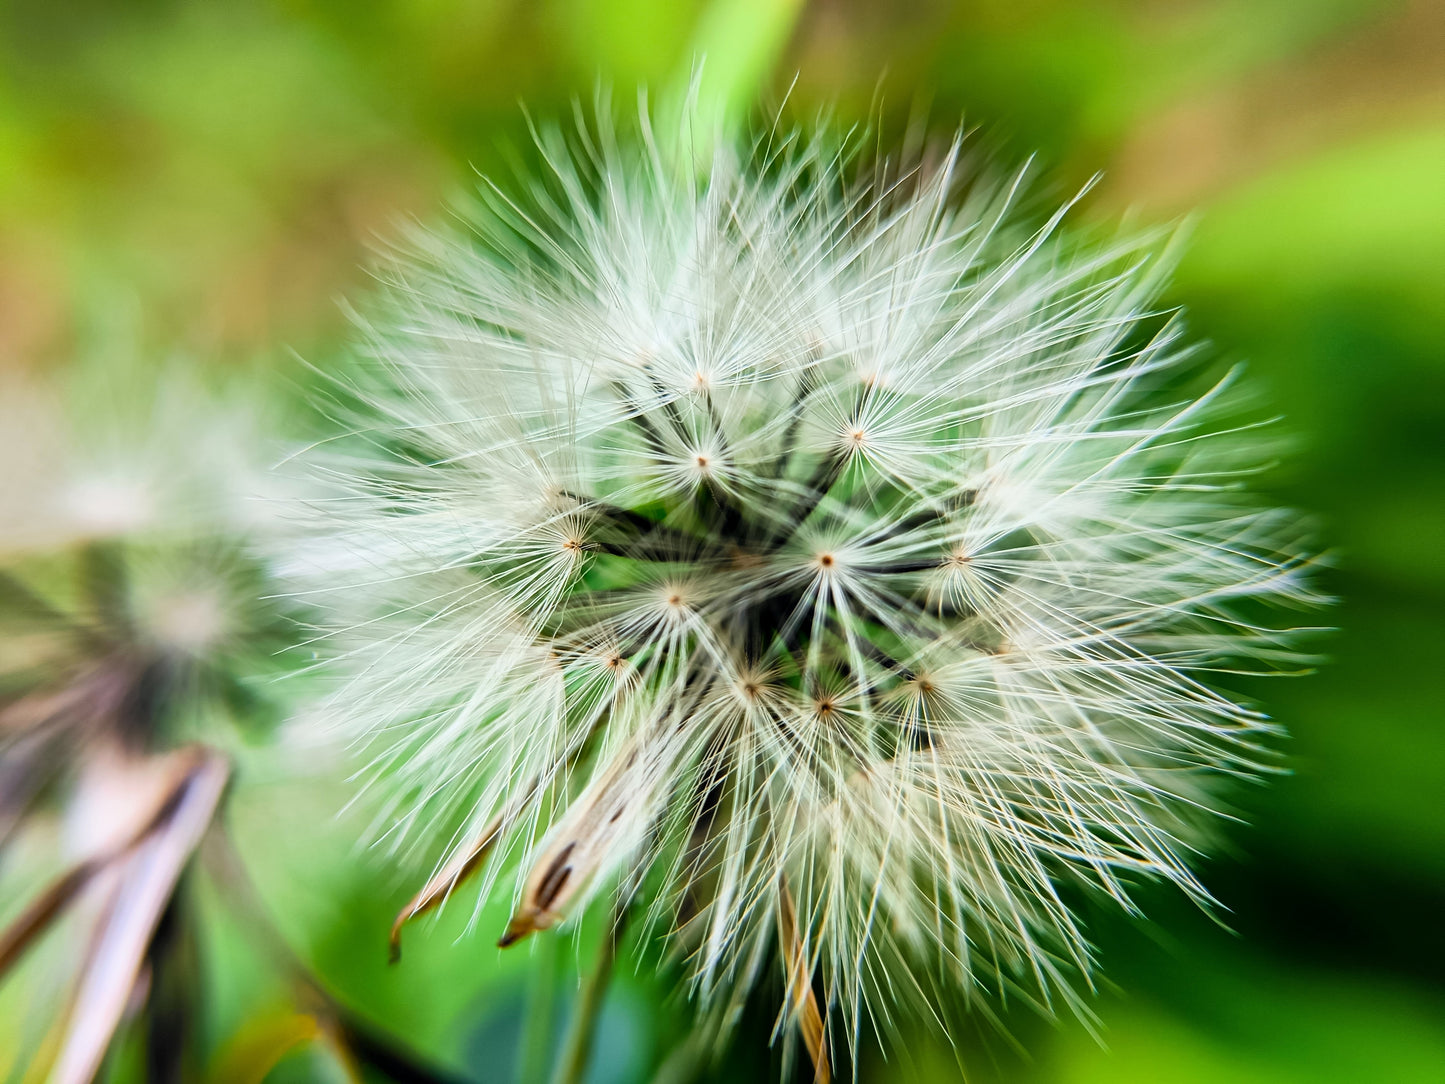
518, 932, 560, 1084
548, 903, 628, 1084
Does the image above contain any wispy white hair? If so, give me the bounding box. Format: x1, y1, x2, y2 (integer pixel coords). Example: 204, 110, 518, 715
290, 96, 1316, 1060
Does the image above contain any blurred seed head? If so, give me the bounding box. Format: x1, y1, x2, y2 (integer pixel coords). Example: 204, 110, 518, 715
0, 354, 300, 1079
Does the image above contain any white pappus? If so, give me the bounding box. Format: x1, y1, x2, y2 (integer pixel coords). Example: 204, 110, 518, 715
290, 98, 1318, 1068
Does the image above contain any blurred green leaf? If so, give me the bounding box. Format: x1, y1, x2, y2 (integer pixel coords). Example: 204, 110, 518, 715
674, 0, 806, 129
1049, 968, 1445, 1084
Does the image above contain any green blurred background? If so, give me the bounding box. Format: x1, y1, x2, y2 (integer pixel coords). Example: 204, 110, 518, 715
1, 1, 1441, 1080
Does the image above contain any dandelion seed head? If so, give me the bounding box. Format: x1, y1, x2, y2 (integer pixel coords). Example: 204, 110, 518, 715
297, 101, 1318, 1056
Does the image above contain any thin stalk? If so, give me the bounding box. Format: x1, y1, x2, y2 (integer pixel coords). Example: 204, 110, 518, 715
517, 933, 561, 1084
548, 902, 629, 1084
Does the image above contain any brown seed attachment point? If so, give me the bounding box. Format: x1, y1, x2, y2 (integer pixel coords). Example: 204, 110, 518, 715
817, 553, 835, 569
534, 844, 576, 911
498, 842, 575, 948
734, 673, 770, 705
390, 812, 505, 963
497, 917, 534, 949
496, 735, 654, 953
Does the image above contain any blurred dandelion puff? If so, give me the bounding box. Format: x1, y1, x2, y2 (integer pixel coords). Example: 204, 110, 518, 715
293, 96, 1321, 1078
0, 357, 415, 1082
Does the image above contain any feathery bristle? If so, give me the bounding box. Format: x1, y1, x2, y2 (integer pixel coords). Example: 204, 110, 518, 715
291, 100, 1318, 1059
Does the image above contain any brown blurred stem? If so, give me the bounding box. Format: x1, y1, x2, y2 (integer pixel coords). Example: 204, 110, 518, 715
145, 890, 200, 1084
549, 900, 628, 1084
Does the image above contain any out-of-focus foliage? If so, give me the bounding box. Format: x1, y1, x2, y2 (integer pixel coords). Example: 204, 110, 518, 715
0, 1, 1440, 1082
